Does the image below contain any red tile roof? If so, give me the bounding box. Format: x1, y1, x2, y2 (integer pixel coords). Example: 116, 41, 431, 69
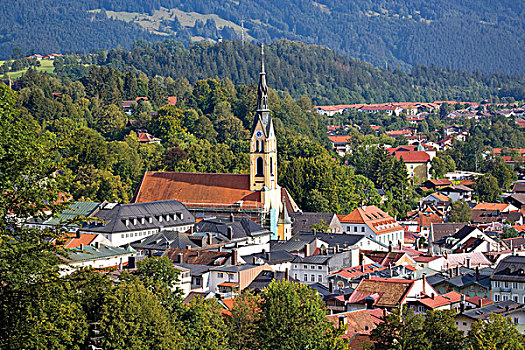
348, 277, 414, 307
137, 132, 161, 143
418, 291, 462, 308
64, 233, 98, 249
473, 203, 513, 211
393, 151, 430, 163
328, 135, 352, 144
133, 171, 263, 209
330, 263, 386, 279
167, 96, 177, 105
340, 206, 402, 236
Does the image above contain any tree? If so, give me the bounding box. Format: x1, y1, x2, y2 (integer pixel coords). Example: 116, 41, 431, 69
475, 174, 500, 202
310, 219, 331, 233
468, 313, 524, 350
371, 306, 428, 350
135, 256, 181, 288
149, 105, 185, 142
448, 200, 472, 223
99, 279, 183, 350
180, 297, 229, 350
94, 103, 126, 139
227, 292, 261, 350
256, 280, 346, 350
423, 310, 464, 350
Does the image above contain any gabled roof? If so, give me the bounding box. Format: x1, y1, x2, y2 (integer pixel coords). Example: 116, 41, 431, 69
417, 291, 462, 308
473, 203, 512, 211
64, 233, 98, 249
431, 223, 468, 243
492, 255, 525, 282
330, 263, 386, 280
461, 300, 524, 321
363, 250, 414, 266
289, 212, 341, 234
194, 217, 270, 240
65, 244, 135, 263
131, 230, 199, 251
328, 135, 352, 144
392, 151, 430, 163
340, 206, 401, 236
163, 248, 230, 266
512, 183, 525, 193
132, 171, 262, 209
348, 277, 414, 307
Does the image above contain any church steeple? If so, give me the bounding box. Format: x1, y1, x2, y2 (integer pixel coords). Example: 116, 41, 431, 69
257, 44, 269, 113
250, 44, 277, 192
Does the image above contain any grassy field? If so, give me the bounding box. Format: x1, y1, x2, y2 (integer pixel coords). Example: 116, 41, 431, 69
89, 7, 254, 41
1, 59, 55, 79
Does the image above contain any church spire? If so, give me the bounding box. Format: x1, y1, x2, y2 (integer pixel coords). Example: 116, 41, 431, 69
257, 43, 269, 112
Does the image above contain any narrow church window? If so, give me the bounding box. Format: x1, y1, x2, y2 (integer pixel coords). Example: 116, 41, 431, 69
255, 141, 259, 152
270, 157, 274, 175
256, 157, 264, 176
260, 141, 264, 152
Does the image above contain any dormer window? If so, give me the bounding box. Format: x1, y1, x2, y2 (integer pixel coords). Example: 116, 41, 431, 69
149, 217, 153, 223
158, 216, 163, 223
165, 215, 170, 222
133, 218, 137, 225
125, 219, 130, 226
141, 217, 145, 224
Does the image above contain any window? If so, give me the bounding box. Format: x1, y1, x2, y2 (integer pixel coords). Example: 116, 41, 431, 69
505, 282, 509, 288
256, 157, 264, 176
361, 227, 365, 232
294, 265, 297, 268
494, 281, 500, 288
514, 317, 519, 325
270, 157, 274, 175
304, 274, 308, 282
503, 295, 509, 301
462, 322, 467, 326
311, 274, 315, 282
495, 294, 500, 301
318, 266, 322, 270
218, 273, 223, 278
346, 227, 351, 232
513, 282, 518, 289
304, 265, 308, 269
354, 227, 357, 232
294, 274, 298, 280
513, 295, 519, 302
318, 275, 322, 282
311, 266, 316, 269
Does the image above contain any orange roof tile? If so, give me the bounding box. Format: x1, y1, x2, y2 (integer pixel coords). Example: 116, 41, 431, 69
133, 171, 262, 209
473, 203, 511, 211
340, 206, 401, 236
328, 135, 352, 144
64, 233, 98, 249
393, 151, 430, 163
348, 278, 414, 307
418, 291, 462, 308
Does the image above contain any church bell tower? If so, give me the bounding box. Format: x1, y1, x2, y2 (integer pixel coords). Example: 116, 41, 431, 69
250, 44, 277, 192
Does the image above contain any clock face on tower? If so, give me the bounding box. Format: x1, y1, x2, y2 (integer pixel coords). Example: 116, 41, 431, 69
255, 130, 263, 139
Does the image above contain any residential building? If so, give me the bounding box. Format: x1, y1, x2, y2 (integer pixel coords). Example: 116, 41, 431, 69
455, 300, 525, 334
491, 255, 525, 304
26, 201, 100, 233
429, 267, 492, 299
390, 150, 431, 186
408, 290, 463, 315
209, 264, 273, 297
289, 212, 343, 234
339, 206, 404, 246
59, 244, 138, 275
438, 185, 473, 202
328, 135, 352, 156
431, 225, 498, 254
80, 200, 195, 246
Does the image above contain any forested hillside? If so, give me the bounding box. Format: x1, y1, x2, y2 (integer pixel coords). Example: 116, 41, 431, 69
1, 1, 524, 74
52, 40, 525, 104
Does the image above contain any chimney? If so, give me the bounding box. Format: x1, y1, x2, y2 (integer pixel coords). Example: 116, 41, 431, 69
422, 275, 426, 295
313, 228, 317, 236
252, 257, 258, 265
230, 213, 235, 222
190, 226, 194, 234
460, 294, 465, 313
186, 245, 192, 250
431, 292, 435, 300
79, 243, 84, 251
206, 232, 213, 246
475, 267, 479, 281
232, 249, 238, 266
359, 252, 364, 266
265, 252, 271, 261
305, 244, 311, 257
466, 257, 471, 269
227, 227, 234, 240
336, 244, 340, 253
176, 252, 183, 264
285, 268, 289, 281
388, 244, 393, 252
361, 264, 365, 273
75, 231, 81, 239
455, 265, 460, 277
329, 280, 334, 293
478, 299, 483, 308
94, 241, 100, 249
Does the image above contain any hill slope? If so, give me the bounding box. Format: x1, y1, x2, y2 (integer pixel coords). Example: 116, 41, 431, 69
1, 0, 524, 74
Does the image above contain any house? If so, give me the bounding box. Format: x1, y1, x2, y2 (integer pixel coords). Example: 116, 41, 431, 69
80, 200, 195, 246
420, 179, 453, 192
246, 269, 292, 293
430, 267, 492, 299
131, 55, 296, 240
419, 193, 451, 213
438, 185, 473, 202
136, 131, 161, 144
59, 243, 138, 275
362, 250, 416, 267
131, 230, 201, 255
242, 250, 296, 272
62, 232, 112, 249
412, 255, 447, 270
409, 290, 463, 315
444, 171, 484, 182
455, 300, 525, 334
289, 212, 343, 234
402, 207, 445, 237
328, 263, 387, 290
291, 250, 358, 286
491, 255, 525, 304
359, 105, 402, 116
327, 135, 352, 156
473, 202, 519, 213
122, 97, 148, 115
209, 263, 273, 297
390, 150, 431, 186
26, 201, 101, 233
328, 309, 384, 350
428, 223, 468, 255
431, 225, 498, 254
346, 277, 438, 312
339, 206, 404, 246
512, 183, 525, 194
505, 193, 525, 210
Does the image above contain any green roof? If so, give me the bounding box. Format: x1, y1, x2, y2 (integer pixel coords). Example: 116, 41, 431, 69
44, 201, 100, 226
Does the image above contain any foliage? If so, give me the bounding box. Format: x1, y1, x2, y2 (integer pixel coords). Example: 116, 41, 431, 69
227, 292, 261, 350
371, 306, 428, 350
474, 174, 501, 203
468, 313, 524, 350
256, 280, 346, 350
448, 200, 472, 223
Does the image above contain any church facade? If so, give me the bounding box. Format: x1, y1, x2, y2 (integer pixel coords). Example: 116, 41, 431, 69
132, 46, 295, 240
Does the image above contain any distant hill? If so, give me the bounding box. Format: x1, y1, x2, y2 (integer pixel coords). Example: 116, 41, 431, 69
89, 40, 525, 104
0, 1, 524, 74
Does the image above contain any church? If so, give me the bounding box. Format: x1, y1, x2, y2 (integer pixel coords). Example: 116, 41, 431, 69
132, 46, 297, 240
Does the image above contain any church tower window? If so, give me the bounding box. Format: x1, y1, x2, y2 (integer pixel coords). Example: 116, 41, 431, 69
256, 157, 264, 177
